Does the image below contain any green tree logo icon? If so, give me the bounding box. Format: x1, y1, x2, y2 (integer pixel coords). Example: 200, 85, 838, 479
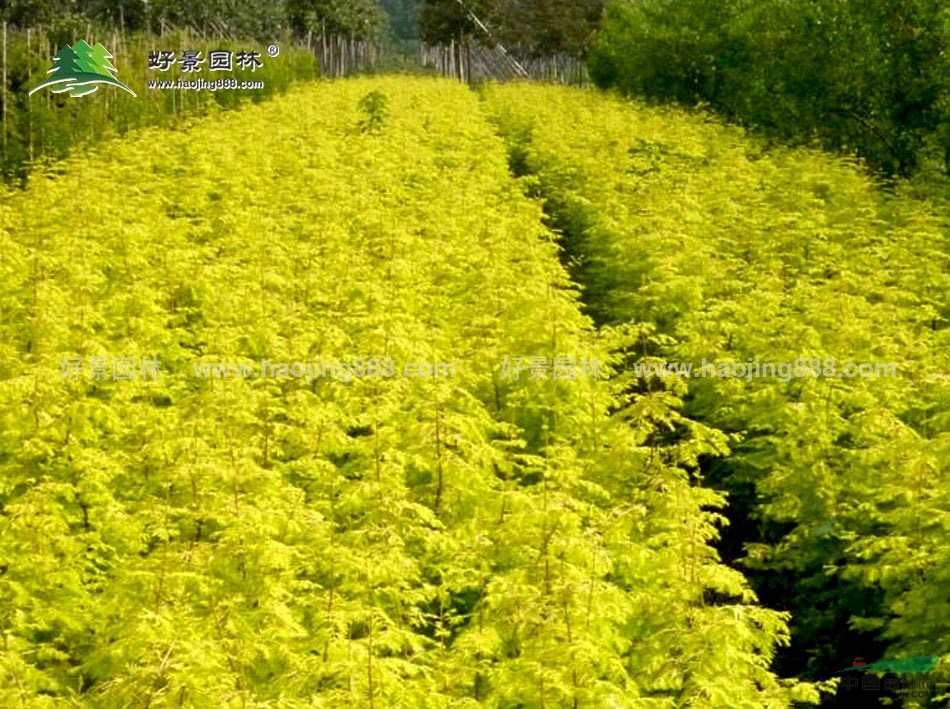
29, 40, 136, 98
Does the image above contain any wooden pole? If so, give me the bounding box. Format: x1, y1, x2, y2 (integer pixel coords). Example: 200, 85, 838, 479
27, 27, 33, 163
47, 30, 52, 110
465, 35, 472, 83
2, 22, 7, 157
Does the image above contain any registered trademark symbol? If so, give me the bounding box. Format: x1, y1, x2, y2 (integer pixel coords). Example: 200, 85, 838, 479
266, 44, 280, 58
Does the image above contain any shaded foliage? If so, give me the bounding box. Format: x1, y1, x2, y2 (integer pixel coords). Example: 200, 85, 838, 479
589, 0, 950, 178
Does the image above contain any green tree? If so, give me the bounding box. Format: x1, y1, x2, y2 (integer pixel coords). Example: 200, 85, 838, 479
589, 0, 950, 177
30, 41, 135, 98
380, 0, 421, 40
496, 0, 604, 57
420, 0, 502, 45
286, 0, 389, 39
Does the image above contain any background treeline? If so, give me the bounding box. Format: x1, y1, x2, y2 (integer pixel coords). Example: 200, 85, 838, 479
1, 0, 386, 41
1, 0, 604, 56
13, 0, 950, 183
590, 0, 950, 180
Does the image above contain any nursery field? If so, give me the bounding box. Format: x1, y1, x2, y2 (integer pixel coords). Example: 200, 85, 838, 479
0, 76, 947, 707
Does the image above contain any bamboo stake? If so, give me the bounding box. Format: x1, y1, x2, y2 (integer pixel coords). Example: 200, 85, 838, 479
27, 28, 33, 163
2, 22, 7, 157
